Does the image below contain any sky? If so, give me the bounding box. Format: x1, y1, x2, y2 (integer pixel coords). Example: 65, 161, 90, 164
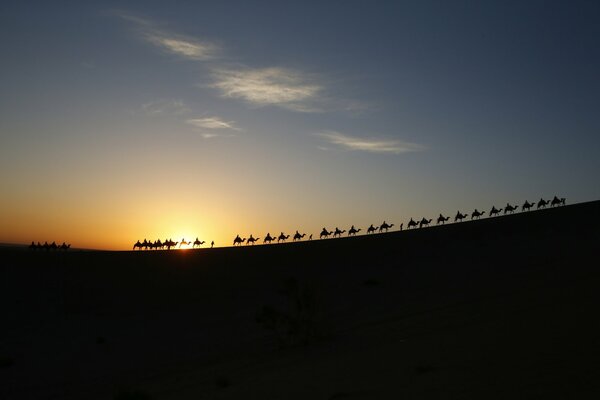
1, 1, 599, 250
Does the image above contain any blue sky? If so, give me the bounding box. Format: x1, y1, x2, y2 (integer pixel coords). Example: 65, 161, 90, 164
1, 1, 599, 248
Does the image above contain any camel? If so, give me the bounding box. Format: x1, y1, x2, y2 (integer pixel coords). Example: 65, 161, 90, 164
320, 228, 333, 239
366, 224, 378, 234
246, 235, 259, 245
522, 200, 534, 211
277, 232, 290, 243
437, 214, 449, 224
407, 218, 419, 229
193, 238, 205, 248
379, 221, 394, 232
455, 211, 467, 222
233, 235, 246, 246
471, 209, 485, 219
348, 225, 361, 236
419, 218, 432, 228
293, 231, 306, 241
504, 203, 518, 214
59, 242, 70, 250
263, 233, 275, 244
489, 206, 502, 217
29, 241, 38, 250
333, 227, 346, 238
551, 196, 566, 207
537, 198, 549, 209
164, 239, 178, 250
179, 238, 191, 248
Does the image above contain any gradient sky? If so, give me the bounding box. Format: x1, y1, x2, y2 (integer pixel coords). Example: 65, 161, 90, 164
1, 1, 599, 250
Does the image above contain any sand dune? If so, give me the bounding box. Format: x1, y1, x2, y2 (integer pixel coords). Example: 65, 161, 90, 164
1, 201, 599, 399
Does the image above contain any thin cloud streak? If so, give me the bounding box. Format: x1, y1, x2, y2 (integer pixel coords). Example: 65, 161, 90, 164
144, 33, 217, 60
209, 67, 322, 112
186, 117, 240, 131
315, 131, 425, 154
116, 11, 218, 60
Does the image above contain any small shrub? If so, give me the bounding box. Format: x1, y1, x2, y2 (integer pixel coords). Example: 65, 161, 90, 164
256, 277, 320, 347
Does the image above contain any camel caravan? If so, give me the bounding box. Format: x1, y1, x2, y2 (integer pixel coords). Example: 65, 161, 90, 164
132, 237, 211, 250
130, 196, 566, 250
29, 241, 70, 250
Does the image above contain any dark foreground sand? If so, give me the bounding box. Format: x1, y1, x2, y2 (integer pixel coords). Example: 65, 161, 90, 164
1, 201, 600, 399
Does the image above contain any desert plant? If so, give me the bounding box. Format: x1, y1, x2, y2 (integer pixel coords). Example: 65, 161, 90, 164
256, 277, 320, 347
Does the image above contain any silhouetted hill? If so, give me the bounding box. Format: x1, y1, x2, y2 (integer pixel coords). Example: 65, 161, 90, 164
1, 200, 599, 399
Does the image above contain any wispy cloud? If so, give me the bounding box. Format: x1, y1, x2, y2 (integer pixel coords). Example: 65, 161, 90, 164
315, 131, 425, 154
209, 67, 322, 112
186, 116, 240, 138
144, 33, 217, 60
116, 11, 218, 60
142, 99, 190, 115
186, 117, 240, 130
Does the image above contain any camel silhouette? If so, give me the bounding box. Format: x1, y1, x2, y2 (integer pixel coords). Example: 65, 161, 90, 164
163, 239, 177, 250
320, 228, 333, 239
277, 232, 290, 243
348, 225, 361, 236
293, 231, 306, 241
28, 241, 41, 250
59, 242, 70, 250
164, 239, 179, 250
522, 200, 534, 211
263, 233, 276, 244
407, 218, 419, 229
455, 211, 467, 222
309, 234, 313, 240
179, 238, 191, 248
133, 240, 143, 250
379, 221, 394, 232
504, 203, 519, 214
551, 196, 566, 207
419, 218, 432, 228
193, 238, 205, 248
471, 209, 485, 219
366, 224, 378, 234
437, 214, 449, 224
537, 198, 549, 209
333, 227, 346, 238
233, 235, 246, 246
246, 234, 259, 245
489, 206, 503, 217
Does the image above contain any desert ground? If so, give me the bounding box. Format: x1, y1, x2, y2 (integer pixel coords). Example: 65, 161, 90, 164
1, 201, 599, 399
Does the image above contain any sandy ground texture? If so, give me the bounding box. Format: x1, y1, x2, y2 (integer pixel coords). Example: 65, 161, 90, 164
1, 201, 599, 399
